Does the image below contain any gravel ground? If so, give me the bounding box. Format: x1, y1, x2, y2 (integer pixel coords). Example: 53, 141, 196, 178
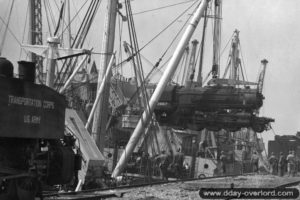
106, 175, 300, 200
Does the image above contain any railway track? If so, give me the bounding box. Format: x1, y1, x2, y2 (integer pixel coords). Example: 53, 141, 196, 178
43, 173, 288, 200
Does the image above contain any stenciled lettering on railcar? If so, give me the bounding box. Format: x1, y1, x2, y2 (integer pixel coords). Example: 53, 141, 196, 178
24, 115, 41, 124
8, 95, 55, 109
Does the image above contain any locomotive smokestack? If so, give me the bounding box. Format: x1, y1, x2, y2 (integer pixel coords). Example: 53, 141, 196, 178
18, 61, 36, 83
0, 57, 14, 78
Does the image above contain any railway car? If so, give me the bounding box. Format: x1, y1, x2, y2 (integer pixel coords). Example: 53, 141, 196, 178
0, 58, 80, 200
268, 133, 300, 159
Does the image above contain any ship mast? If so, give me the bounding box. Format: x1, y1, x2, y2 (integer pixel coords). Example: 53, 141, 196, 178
65, 0, 71, 48
197, 8, 208, 86
229, 30, 240, 81
184, 39, 199, 88
28, 0, 43, 83
91, 0, 118, 152
212, 0, 222, 79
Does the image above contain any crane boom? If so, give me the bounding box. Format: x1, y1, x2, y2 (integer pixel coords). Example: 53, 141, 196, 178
211, 0, 222, 78
258, 59, 268, 94
112, 0, 209, 178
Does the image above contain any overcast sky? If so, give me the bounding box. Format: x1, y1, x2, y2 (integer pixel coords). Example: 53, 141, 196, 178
0, 0, 299, 146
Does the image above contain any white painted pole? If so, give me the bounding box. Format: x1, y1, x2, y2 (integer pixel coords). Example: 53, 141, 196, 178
59, 54, 89, 93
112, 0, 209, 178
66, 0, 72, 49
85, 55, 115, 129
92, 0, 118, 152
46, 37, 60, 88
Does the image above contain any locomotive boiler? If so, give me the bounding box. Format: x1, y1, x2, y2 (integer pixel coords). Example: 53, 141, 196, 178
154, 85, 273, 132
0, 58, 80, 200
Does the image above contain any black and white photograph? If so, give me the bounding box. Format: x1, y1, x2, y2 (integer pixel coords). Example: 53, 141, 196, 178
0, 0, 299, 199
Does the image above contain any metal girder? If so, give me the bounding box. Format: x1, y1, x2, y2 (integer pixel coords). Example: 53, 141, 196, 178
29, 0, 44, 83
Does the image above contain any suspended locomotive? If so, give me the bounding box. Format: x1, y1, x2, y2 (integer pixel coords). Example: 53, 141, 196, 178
0, 58, 80, 200
154, 84, 274, 132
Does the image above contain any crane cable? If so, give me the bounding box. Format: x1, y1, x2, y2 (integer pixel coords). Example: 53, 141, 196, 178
133, 0, 196, 16
55, 0, 97, 86
148, 1, 199, 82
55, 0, 100, 91
114, 0, 198, 71
63, 1, 197, 95
124, 1, 197, 105
125, 0, 147, 96
43, 0, 57, 35
54, 2, 65, 36
270, 125, 277, 136
117, 7, 124, 76
19, 1, 29, 60
0, 0, 15, 56
238, 41, 249, 82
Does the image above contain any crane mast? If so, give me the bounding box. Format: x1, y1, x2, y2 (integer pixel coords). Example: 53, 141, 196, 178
229, 30, 241, 81
185, 39, 199, 88
197, 8, 208, 86
92, 0, 118, 152
212, 0, 222, 79
258, 59, 268, 94
29, 0, 44, 83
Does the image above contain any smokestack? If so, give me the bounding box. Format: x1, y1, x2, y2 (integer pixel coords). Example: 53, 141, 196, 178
18, 61, 36, 83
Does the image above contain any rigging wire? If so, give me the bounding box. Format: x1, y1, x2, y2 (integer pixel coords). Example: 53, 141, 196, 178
43, 0, 54, 36
125, 0, 149, 111
220, 31, 234, 57
49, 1, 58, 30
174, 50, 186, 84
222, 53, 231, 78
63, 1, 198, 94
160, 5, 194, 62
122, 0, 197, 100
133, 0, 196, 16
270, 125, 277, 136
44, 0, 57, 33
147, 55, 172, 81
114, 0, 197, 72
0, 16, 22, 47
71, 0, 83, 24
139, 0, 197, 53
148, 3, 197, 84
58, 0, 90, 38
197, 6, 209, 84
54, 2, 65, 36
54, 0, 100, 90
72, 0, 99, 48
239, 41, 249, 81
0, 1, 11, 33
0, 0, 15, 55
166, 8, 197, 82
117, 10, 124, 76
53, 0, 71, 42
19, 1, 30, 60
53, 0, 61, 11
190, 39, 204, 81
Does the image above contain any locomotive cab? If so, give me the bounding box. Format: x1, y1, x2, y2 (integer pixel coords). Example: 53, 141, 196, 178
0, 58, 80, 200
